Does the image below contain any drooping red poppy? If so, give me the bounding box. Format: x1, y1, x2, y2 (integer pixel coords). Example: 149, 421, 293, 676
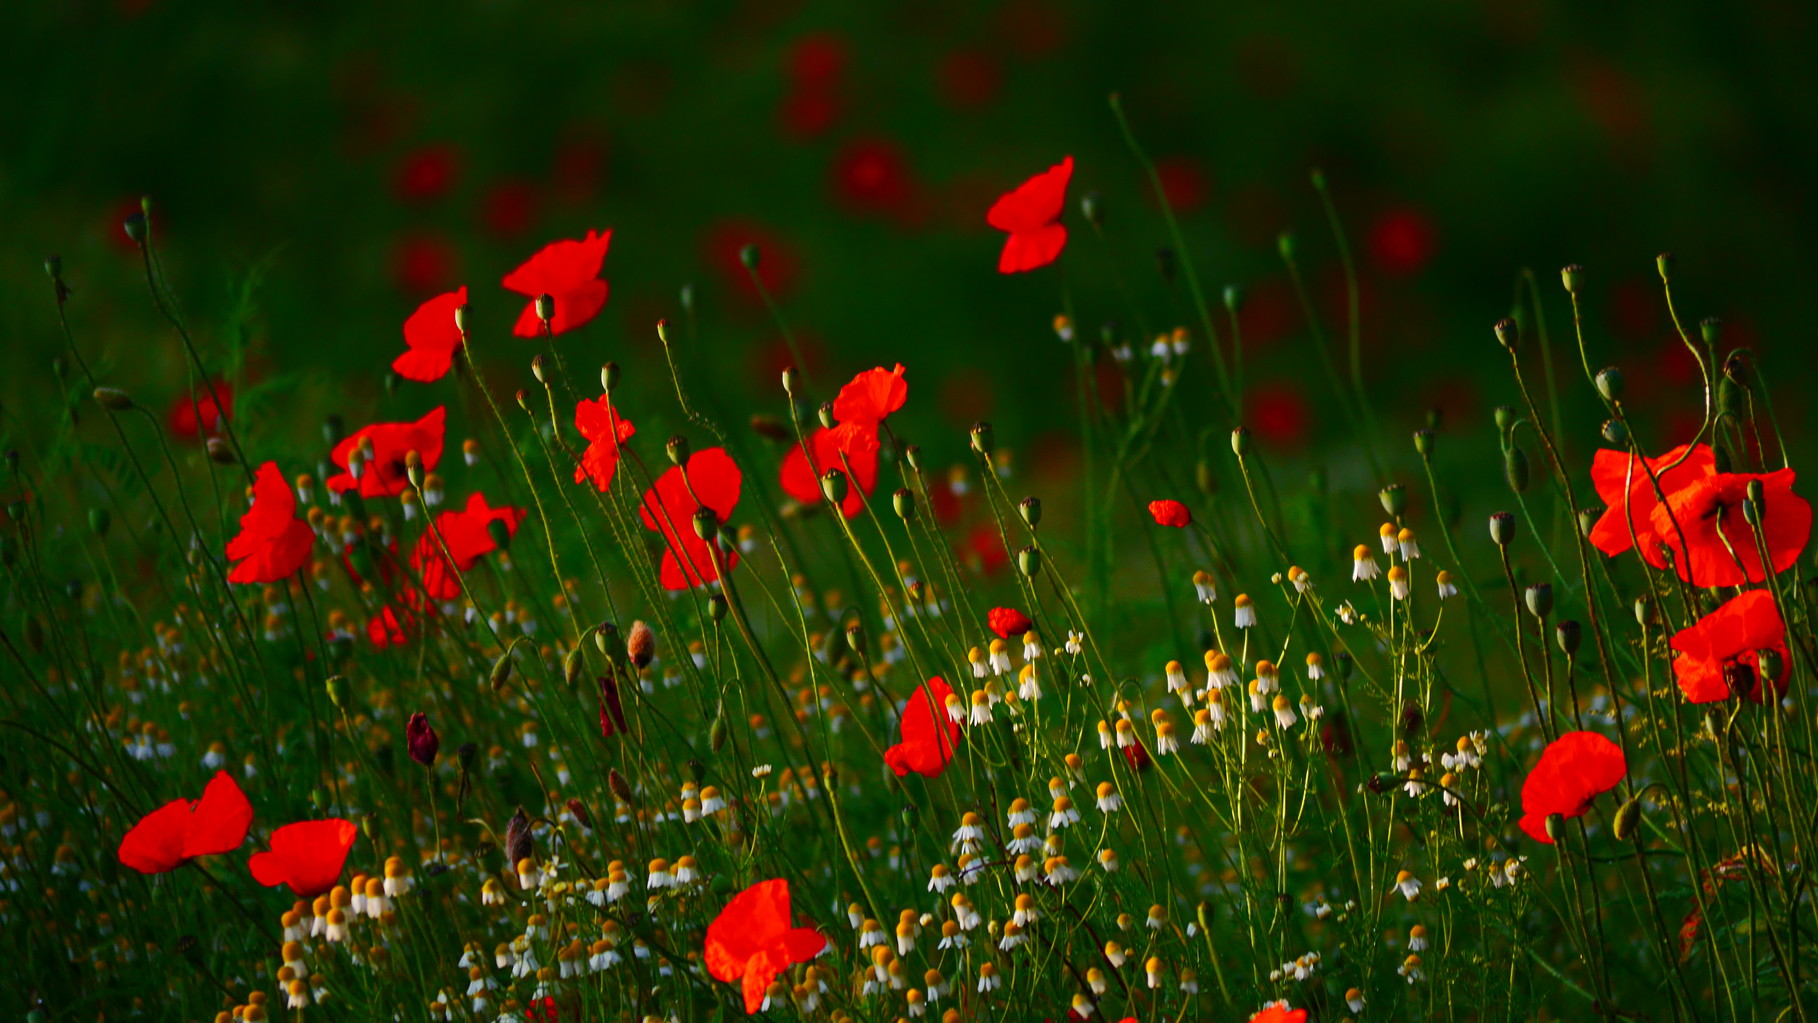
226, 462, 316, 585
503, 229, 612, 337
987, 607, 1033, 640
117, 770, 253, 874
1586, 443, 1714, 564
326, 406, 447, 499
1148, 499, 1191, 528
780, 424, 879, 518
410, 492, 526, 602
831, 364, 908, 429
573, 395, 636, 491
987, 156, 1073, 273
248, 818, 358, 897
1249, 1007, 1309, 1023
392, 286, 468, 383
1669, 589, 1789, 704
598, 675, 628, 739
1651, 468, 1811, 587
169, 382, 233, 441
1517, 731, 1626, 843
704, 878, 828, 1014
883, 677, 962, 779
639, 447, 743, 590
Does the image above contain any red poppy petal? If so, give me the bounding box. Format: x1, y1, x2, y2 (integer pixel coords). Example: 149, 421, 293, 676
118, 799, 193, 874
997, 224, 1068, 273
987, 156, 1073, 233
182, 770, 253, 858
395, 286, 467, 383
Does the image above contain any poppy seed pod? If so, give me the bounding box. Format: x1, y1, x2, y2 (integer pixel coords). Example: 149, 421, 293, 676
531, 354, 549, 384
1577, 507, 1602, 539
1493, 317, 1519, 352
1601, 419, 1629, 446
1018, 546, 1041, 578
1524, 582, 1553, 619
1700, 316, 1722, 346
1504, 447, 1530, 493
666, 435, 690, 467
904, 445, 923, 472
1595, 367, 1625, 402
969, 421, 995, 456
406, 712, 439, 767
1560, 263, 1584, 295
123, 212, 147, 243
206, 437, 236, 465
1555, 620, 1582, 656
1489, 511, 1517, 547
1656, 252, 1675, 284
1222, 284, 1245, 313
504, 807, 534, 868
1019, 496, 1042, 528
1413, 428, 1435, 458
708, 594, 728, 622
819, 469, 848, 507
845, 622, 866, 654
1379, 484, 1407, 518
1080, 190, 1102, 228
892, 488, 915, 521
817, 402, 836, 430
1493, 405, 1515, 434
627, 620, 656, 670
781, 366, 800, 397
1231, 426, 1252, 456
93, 387, 135, 411
739, 243, 761, 270
693, 506, 719, 542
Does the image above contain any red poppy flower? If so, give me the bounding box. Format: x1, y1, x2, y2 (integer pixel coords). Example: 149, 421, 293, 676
1670, 589, 1788, 703
1518, 731, 1626, 843
1148, 499, 1191, 528
884, 677, 962, 779
832, 138, 916, 215
1651, 468, 1811, 587
987, 607, 1033, 640
1121, 740, 1152, 773
117, 770, 253, 874
503, 229, 612, 337
704, 878, 827, 1014
226, 462, 316, 585
326, 406, 447, 499
988, 156, 1073, 273
573, 395, 636, 491
481, 179, 540, 239
410, 492, 526, 602
780, 424, 879, 518
639, 447, 743, 590
1586, 443, 1714, 564
965, 523, 1007, 574
1369, 208, 1438, 276
248, 818, 358, 897
367, 605, 411, 648
832, 364, 908, 429
394, 145, 459, 203
169, 382, 233, 441
1249, 1007, 1308, 1023
598, 675, 628, 739
391, 232, 457, 296
392, 286, 467, 383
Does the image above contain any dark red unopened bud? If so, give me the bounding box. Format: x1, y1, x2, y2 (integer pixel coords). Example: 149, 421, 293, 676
406, 712, 440, 766
566, 797, 593, 830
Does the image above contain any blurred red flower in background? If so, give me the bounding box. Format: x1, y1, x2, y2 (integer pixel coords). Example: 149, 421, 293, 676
169, 381, 233, 441
393, 145, 459, 204
1369, 208, 1437, 276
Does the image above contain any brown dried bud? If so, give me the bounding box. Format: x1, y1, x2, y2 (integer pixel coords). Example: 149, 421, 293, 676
627, 620, 656, 670
504, 807, 534, 867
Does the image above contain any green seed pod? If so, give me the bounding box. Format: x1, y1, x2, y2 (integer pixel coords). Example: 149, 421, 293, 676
708, 594, 729, 623
969, 421, 995, 456
1577, 507, 1602, 539
88, 507, 111, 538
892, 488, 915, 521
600, 362, 620, 394
1019, 496, 1042, 528
1656, 252, 1676, 284
1489, 511, 1517, 547
1231, 427, 1252, 456
817, 402, 836, 430
1277, 230, 1297, 261
1700, 316, 1722, 347
819, 470, 848, 507
710, 711, 729, 752
563, 647, 584, 688
534, 294, 556, 323
1634, 598, 1651, 627
1018, 545, 1042, 578
781, 366, 800, 397
666, 435, 690, 467
1504, 447, 1530, 493
1524, 582, 1554, 618
1493, 317, 1519, 352
1595, 367, 1625, 403
1560, 263, 1584, 295
489, 650, 515, 691
93, 387, 134, 411
1222, 284, 1245, 313
693, 507, 719, 542
1613, 796, 1642, 841
740, 243, 761, 270
1555, 620, 1581, 656
1545, 812, 1566, 843
1601, 419, 1629, 446
904, 445, 923, 473
1379, 483, 1407, 518
1493, 405, 1515, 434
310, 787, 329, 812
1746, 478, 1765, 507
1413, 429, 1435, 458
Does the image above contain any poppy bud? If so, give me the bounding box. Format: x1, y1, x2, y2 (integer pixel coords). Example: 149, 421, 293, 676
817, 402, 836, 430
627, 620, 656, 670
845, 621, 866, 654
1413, 429, 1435, 458
739, 243, 761, 270
781, 366, 800, 397
710, 709, 729, 751
1019, 496, 1042, 528
969, 421, 995, 456
594, 621, 619, 656
1379, 484, 1407, 518
1080, 190, 1103, 228
567, 797, 593, 830
1577, 507, 1601, 539
1613, 795, 1642, 841
666, 435, 690, 467
1700, 316, 1722, 346
904, 445, 923, 472
1601, 419, 1629, 446
1743, 497, 1762, 526
489, 649, 516, 691
1155, 247, 1177, 285
1723, 352, 1752, 389
1231, 426, 1252, 456
1634, 597, 1652, 627
1595, 367, 1625, 403
406, 452, 425, 490
564, 646, 585, 688
514, 388, 532, 412
123, 212, 147, 243
530, 354, 550, 385
44, 254, 62, 281
505, 807, 533, 867
1544, 813, 1566, 843
1222, 284, 1244, 313
310, 787, 328, 811
1757, 647, 1784, 684
1504, 447, 1530, 493
324, 675, 346, 709
893, 488, 915, 521
406, 712, 439, 766
1493, 405, 1514, 434
1018, 545, 1041, 578
1656, 252, 1675, 284
693, 506, 719, 541
609, 768, 634, 804
1492, 317, 1519, 352
206, 437, 236, 465
534, 294, 555, 323
93, 387, 134, 411
1277, 231, 1296, 261
1489, 511, 1517, 547
819, 469, 848, 507
708, 594, 729, 623
453, 303, 469, 335
1524, 582, 1553, 618
1560, 263, 1584, 295
1555, 620, 1581, 656
89, 508, 110, 537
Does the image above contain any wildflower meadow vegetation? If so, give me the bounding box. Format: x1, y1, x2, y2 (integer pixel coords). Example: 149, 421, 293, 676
7, 104, 1818, 1023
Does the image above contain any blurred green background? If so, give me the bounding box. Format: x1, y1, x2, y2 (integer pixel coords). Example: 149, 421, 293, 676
4, 0, 1814, 466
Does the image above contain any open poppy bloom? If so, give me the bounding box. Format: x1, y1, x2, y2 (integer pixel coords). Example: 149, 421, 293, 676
1517, 731, 1626, 843
987, 155, 1072, 273
226, 462, 316, 585
326, 406, 447, 499
248, 818, 358, 897
503, 229, 612, 337
1249, 1007, 1309, 1023
1586, 443, 1713, 563
391, 286, 468, 382
1148, 499, 1191, 528
831, 364, 907, 428
1669, 589, 1789, 703
639, 447, 743, 590
410, 492, 526, 602
883, 676, 962, 778
573, 395, 636, 491
987, 607, 1033, 640
780, 423, 879, 518
1650, 468, 1810, 587
169, 381, 233, 441
703, 878, 827, 1014
117, 770, 253, 874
